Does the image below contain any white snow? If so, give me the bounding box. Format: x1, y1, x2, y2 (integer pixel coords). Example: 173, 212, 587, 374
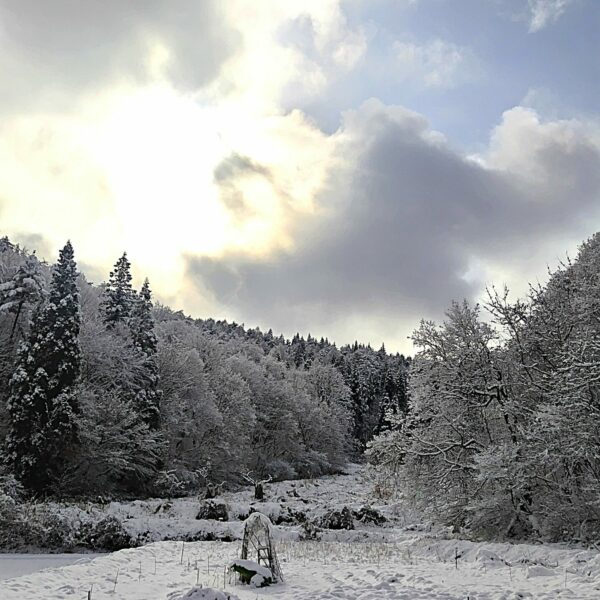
0, 553, 101, 580
2, 538, 600, 598
2, 466, 600, 598
243, 512, 273, 530
230, 559, 271, 577
230, 558, 272, 579
169, 586, 240, 600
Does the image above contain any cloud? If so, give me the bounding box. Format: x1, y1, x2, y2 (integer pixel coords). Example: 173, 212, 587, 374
1, 0, 597, 352
527, 0, 574, 32
0, 2, 348, 307
0, 0, 240, 114
8, 231, 54, 259
213, 153, 274, 220
186, 100, 600, 351
391, 39, 475, 88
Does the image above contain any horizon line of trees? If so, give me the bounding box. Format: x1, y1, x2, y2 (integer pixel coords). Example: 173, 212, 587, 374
0, 236, 409, 498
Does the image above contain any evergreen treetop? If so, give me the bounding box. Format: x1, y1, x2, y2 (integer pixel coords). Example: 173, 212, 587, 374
101, 252, 135, 328
130, 278, 158, 356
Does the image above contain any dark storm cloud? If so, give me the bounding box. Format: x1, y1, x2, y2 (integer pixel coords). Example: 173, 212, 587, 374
0, 0, 240, 113
186, 101, 600, 339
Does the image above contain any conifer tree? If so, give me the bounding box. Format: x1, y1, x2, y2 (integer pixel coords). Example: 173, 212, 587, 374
130, 278, 161, 429
131, 279, 158, 355
101, 252, 135, 328
0, 255, 45, 339
6, 241, 82, 493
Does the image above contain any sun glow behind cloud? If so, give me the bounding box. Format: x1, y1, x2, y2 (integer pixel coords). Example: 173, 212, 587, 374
0, 0, 596, 352
0, 1, 352, 307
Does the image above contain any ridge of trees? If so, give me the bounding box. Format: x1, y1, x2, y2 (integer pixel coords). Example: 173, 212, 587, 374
0, 236, 409, 498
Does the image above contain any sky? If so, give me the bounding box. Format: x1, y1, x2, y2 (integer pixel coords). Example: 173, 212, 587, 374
0, 0, 599, 353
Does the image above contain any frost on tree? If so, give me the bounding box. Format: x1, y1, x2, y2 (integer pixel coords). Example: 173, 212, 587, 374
130, 278, 161, 429
238, 512, 283, 583
101, 252, 135, 328
0, 255, 44, 339
6, 241, 82, 493
102, 254, 161, 430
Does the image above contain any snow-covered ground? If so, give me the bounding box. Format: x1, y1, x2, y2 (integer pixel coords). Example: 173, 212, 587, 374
0, 553, 101, 580
34, 464, 395, 546
3, 538, 600, 599
2, 466, 600, 598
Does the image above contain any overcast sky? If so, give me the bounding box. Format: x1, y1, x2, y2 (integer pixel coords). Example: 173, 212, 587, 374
1, 0, 598, 352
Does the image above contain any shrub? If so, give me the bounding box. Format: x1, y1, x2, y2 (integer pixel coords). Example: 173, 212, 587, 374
319, 506, 354, 530
78, 516, 133, 551
196, 500, 229, 521
354, 506, 386, 525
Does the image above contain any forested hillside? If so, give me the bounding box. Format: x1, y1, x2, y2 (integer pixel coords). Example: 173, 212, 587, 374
370, 233, 600, 542
0, 236, 409, 498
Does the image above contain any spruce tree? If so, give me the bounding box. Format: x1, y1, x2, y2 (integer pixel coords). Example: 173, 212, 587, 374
101, 252, 135, 328
6, 241, 82, 493
130, 278, 161, 429
131, 279, 158, 355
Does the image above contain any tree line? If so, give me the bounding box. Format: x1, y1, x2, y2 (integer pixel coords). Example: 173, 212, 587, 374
369, 233, 600, 542
0, 236, 409, 498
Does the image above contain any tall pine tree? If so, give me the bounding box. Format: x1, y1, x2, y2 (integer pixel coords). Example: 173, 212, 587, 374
6, 241, 82, 493
101, 252, 135, 327
131, 279, 158, 355
130, 278, 161, 429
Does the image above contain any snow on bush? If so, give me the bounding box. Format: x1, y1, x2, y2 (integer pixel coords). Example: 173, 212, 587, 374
172, 586, 240, 600
318, 506, 354, 530
196, 501, 229, 521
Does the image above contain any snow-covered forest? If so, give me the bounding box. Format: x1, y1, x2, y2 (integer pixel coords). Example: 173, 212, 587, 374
1, 0, 598, 595
3, 231, 600, 548
4, 234, 600, 598
0, 236, 409, 499
370, 233, 600, 543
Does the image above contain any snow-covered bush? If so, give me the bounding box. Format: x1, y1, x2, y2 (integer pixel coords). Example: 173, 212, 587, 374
319, 506, 354, 530
174, 587, 240, 600
0, 503, 76, 550
298, 518, 322, 541
152, 469, 206, 498
354, 506, 386, 525
0, 482, 21, 548
0, 473, 24, 501
78, 516, 133, 551
196, 501, 229, 521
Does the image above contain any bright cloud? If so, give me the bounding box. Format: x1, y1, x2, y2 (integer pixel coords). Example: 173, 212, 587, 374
0, 0, 597, 351
0, 1, 360, 307
528, 0, 574, 32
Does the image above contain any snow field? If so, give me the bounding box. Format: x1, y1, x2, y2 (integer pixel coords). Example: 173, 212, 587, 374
3, 467, 600, 598
2, 537, 600, 599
